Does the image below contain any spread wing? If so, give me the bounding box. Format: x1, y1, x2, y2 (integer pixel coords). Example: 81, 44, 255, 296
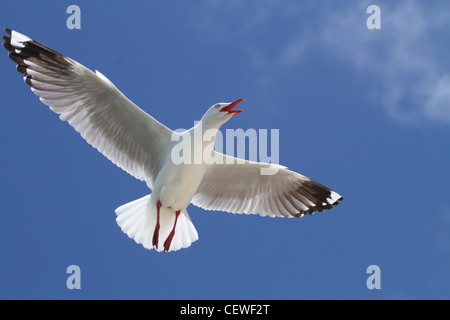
3, 28, 173, 188
192, 152, 343, 218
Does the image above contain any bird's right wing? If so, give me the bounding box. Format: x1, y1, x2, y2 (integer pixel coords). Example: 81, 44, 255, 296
3, 29, 173, 187
192, 152, 343, 218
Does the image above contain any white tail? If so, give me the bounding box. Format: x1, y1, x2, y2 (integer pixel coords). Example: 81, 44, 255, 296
115, 194, 199, 252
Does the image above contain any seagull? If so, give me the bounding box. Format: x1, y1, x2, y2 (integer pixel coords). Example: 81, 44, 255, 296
3, 28, 343, 252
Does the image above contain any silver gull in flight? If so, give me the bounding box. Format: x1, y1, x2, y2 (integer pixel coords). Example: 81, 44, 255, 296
3, 29, 343, 252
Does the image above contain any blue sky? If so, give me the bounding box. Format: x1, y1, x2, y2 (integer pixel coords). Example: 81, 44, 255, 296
1, 0, 450, 299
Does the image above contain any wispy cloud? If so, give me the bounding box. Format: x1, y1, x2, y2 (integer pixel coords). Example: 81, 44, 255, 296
310, 1, 450, 125
190, 0, 450, 125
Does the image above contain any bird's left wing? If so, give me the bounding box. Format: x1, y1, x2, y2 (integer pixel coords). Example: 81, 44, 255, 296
192, 152, 343, 218
3, 29, 173, 187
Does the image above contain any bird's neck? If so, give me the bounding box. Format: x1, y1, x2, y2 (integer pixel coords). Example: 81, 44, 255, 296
185, 119, 220, 160
171, 119, 222, 166
191, 119, 220, 146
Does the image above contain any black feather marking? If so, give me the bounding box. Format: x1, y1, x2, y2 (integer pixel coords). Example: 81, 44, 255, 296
8, 52, 26, 66
3, 29, 70, 77
2, 35, 11, 43
285, 179, 343, 218
16, 64, 27, 74
2, 34, 13, 51
2, 41, 13, 51
22, 37, 61, 57
25, 75, 33, 86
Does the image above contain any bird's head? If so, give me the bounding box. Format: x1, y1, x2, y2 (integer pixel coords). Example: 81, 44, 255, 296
201, 98, 244, 128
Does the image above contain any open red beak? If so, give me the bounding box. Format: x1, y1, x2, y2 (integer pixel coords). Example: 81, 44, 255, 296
220, 98, 244, 115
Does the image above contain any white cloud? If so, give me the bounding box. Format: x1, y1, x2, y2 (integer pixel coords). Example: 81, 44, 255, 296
189, 1, 450, 125
424, 75, 450, 121
312, 1, 450, 125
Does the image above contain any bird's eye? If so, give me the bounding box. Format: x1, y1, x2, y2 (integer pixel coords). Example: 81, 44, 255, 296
214, 104, 221, 108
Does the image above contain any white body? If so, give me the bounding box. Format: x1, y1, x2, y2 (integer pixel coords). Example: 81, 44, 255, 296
117, 125, 215, 252
155, 129, 210, 211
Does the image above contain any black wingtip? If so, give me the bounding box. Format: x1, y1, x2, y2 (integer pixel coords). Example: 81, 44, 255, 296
25, 74, 33, 86
291, 180, 344, 218
2, 31, 13, 52
4, 28, 12, 35
2, 41, 13, 52
16, 64, 27, 74
8, 52, 25, 66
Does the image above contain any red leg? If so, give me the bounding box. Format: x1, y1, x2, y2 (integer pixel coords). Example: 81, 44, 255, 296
152, 200, 162, 248
163, 210, 181, 252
